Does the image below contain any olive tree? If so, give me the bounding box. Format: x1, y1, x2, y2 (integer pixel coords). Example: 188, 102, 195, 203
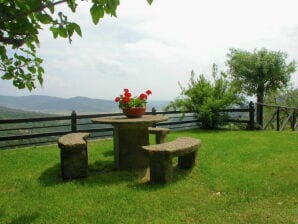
0, 0, 153, 90
226, 48, 296, 126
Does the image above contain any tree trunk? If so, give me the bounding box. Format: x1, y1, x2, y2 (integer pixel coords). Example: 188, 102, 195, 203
256, 87, 264, 127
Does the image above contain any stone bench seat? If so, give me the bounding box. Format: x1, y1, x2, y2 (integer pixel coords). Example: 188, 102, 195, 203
58, 132, 90, 180
148, 127, 170, 144
142, 137, 201, 183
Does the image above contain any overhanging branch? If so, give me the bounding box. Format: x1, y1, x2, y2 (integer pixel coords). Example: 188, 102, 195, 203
0, 0, 68, 23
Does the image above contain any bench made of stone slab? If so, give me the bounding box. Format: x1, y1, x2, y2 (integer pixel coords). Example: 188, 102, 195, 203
58, 132, 90, 180
148, 127, 170, 144
142, 137, 201, 184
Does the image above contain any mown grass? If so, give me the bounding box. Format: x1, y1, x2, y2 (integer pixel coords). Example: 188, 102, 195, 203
0, 130, 297, 223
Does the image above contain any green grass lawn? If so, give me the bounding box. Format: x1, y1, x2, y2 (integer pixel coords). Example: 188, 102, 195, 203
0, 130, 297, 223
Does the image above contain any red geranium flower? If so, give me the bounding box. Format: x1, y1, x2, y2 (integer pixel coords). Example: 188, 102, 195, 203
115, 88, 152, 109
115, 97, 120, 102
139, 93, 147, 100
124, 92, 131, 98
123, 97, 131, 103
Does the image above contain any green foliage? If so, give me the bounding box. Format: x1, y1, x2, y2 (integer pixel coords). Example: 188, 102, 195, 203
265, 87, 298, 108
166, 65, 244, 129
282, 88, 298, 107
226, 48, 296, 100
0, 0, 153, 90
0, 130, 297, 223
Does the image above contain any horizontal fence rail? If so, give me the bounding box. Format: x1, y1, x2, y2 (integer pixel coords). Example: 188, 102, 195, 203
0, 104, 255, 149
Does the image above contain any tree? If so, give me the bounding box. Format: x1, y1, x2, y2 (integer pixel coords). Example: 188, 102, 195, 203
166, 65, 244, 129
0, 0, 153, 90
226, 48, 296, 126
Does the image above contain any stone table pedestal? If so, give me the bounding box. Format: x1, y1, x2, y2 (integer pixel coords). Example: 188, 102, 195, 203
92, 115, 168, 170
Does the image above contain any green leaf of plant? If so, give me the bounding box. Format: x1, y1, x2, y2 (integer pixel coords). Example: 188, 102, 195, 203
0, 46, 7, 60
38, 66, 45, 75
67, 0, 77, 12
90, 5, 99, 24
28, 66, 36, 73
50, 27, 59, 38
147, 0, 153, 5
72, 23, 82, 37
58, 28, 68, 38
36, 13, 52, 24
2, 73, 14, 80
67, 24, 75, 37
49, 4, 55, 14
90, 4, 104, 25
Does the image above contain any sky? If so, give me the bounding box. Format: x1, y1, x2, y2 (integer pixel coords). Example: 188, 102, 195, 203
1, 0, 298, 101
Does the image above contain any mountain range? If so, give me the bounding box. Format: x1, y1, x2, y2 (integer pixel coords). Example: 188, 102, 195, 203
0, 95, 169, 114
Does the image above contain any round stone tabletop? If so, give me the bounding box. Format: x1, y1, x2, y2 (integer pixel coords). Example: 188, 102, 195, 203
92, 115, 168, 125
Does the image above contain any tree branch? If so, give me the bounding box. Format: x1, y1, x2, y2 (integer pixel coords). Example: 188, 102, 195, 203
0, 34, 27, 47
0, 0, 68, 23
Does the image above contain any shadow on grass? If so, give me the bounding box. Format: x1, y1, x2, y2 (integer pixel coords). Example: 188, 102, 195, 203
8, 212, 39, 224
38, 160, 136, 187
128, 164, 194, 191
38, 163, 61, 186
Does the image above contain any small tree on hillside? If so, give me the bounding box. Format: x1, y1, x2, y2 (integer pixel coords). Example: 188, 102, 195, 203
226, 48, 296, 126
166, 65, 244, 129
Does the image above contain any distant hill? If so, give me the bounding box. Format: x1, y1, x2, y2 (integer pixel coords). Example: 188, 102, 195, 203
0, 105, 52, 119
0, 95, 169, 114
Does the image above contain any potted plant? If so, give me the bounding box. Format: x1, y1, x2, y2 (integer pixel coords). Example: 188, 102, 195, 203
115, 88, 152, 118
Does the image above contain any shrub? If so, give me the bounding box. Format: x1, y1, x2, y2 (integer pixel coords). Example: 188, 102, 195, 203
166, 65, 244, 129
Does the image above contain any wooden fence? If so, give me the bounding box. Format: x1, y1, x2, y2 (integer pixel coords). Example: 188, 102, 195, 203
258, 103, 297, 131
0, 104, 255, 149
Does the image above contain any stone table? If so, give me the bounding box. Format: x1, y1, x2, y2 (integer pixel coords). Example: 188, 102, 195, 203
92, 115, 168, 170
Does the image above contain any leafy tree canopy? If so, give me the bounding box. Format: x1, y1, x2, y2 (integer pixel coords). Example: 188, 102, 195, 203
0, 0, 153, 90
166, 64, 244, 129
226, 48, 296, 98
226, 48, 296, 126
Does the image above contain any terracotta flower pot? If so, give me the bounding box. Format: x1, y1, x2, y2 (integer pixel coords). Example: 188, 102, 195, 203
122, 107, 146, 118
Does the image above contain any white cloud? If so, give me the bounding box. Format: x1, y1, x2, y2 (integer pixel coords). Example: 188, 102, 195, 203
1, 0, 298, 100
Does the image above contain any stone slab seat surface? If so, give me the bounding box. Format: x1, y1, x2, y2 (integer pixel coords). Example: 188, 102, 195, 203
58, 132, 91, 150
148, 127, 170, 134
58, 132, 90, 180
142, 137, 201, 156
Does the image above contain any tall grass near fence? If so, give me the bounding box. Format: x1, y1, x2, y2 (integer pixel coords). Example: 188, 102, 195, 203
0, 130, 297, 223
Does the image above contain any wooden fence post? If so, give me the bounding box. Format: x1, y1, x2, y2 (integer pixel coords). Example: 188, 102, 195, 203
276, 107, 280, 131
291, 109, 296, 131
249, 101, 255, 130
152, 107, 157, 127
152, 107, 157, 115
71, 110, 77, 132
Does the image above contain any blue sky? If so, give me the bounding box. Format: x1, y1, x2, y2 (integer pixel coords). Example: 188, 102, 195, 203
1, 0, 298, 101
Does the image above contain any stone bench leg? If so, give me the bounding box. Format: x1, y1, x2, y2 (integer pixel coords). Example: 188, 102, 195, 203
60, 144, 88, 180
155, 133, 167, 144
149, 152, 173, 184
178, 151, 197, 169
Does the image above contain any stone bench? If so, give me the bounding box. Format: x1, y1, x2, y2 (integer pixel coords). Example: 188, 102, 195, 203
58, 132, 90, 180
142, 137, 201, 184
148, 127, 170, 144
